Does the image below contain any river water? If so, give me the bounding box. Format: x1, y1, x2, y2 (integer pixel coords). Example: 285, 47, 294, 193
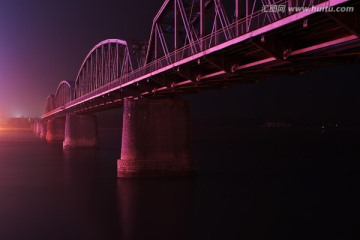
0, 126, 359, 239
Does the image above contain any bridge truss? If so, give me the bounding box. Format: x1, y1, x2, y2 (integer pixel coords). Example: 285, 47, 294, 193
43, 0, 360, 119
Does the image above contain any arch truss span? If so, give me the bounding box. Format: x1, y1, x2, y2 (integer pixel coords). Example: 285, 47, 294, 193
45, 95, 55, 114
145, 0, 328, 64
74, 39, 147, 98
54, 80, 74, 109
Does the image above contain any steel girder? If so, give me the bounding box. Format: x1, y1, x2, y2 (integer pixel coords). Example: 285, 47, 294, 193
54, 80, 74, 110
74, 39, 146, 99
45, 95, 55, 113
144, 0, 327, 64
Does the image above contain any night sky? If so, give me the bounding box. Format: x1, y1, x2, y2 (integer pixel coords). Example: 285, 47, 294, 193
0, 0, 359, 125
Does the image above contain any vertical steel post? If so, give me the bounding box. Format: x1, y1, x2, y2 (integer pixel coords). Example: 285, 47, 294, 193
288, 0, 292, 15
95, 49, 98, 92
214, 1, 219, 45
235, 0, 241, 36
115, 43, 119, 79
108, 43, 111, 83
100, 45, 104, 88
154, 23, 158, 60
174, 0, 179, 53
90, 53, 93, 94
246, 0, 249, 32
200, 0, 205, 50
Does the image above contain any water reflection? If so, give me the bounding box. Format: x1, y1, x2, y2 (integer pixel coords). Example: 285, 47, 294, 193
1, 128, 358, 239
61, 148, 119, 239
117, 178, 196, 240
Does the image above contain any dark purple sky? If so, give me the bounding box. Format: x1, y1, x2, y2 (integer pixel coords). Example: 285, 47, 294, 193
0, 0, 359, 124
0, 0, 164, 118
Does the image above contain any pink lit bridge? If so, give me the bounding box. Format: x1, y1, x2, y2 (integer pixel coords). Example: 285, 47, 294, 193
35, 0, 360, 177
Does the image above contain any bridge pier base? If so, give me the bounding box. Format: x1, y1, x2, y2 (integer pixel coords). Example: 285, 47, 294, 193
34, 121, 41, 137
63, 114, 98, 149
46, 118, 65, 142
32, 122, 37, 133
117, 98, 196, 178
39, 121, 47, 140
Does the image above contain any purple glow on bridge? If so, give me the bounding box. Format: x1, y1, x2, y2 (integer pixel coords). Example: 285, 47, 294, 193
28, 0, 359, 177
41, 0, 359, 120
0, 0, 358, 122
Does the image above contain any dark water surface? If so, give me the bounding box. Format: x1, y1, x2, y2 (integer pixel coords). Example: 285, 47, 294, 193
0, 127, 359, 240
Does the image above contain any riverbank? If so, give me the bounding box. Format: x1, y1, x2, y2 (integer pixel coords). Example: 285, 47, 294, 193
0, 127, 32, 132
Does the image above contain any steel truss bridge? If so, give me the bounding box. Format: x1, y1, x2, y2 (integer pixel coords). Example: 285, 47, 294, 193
43, 0, 360, 119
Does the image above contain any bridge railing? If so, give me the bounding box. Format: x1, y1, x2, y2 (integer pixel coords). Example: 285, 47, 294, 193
45, 0, 327, 117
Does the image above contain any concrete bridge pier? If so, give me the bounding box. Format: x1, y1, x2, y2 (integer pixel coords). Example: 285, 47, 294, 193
34, 121, 41, 137
39, 121, 47, 139
35, 121, 44, 137
46, 118, 65, 142
117, 98, 196, 178
63, 114, 98, 149
32, 122, 37, 133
